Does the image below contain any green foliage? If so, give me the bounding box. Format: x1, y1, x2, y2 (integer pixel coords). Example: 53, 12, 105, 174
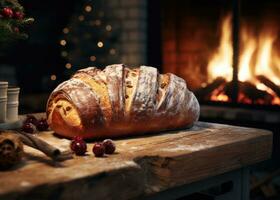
0, 0, 23, 11
0, 0, 33, 45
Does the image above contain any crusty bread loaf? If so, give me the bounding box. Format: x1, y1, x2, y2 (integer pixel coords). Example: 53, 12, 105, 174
46, 64, 200, 139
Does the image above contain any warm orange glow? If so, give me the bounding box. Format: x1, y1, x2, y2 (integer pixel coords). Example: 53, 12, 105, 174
207, 14, 280, 105
238, 26, 256, 82
85, 5, 92, 12
211, 93, 229, 102
255, 31, 280, 85
65, 63, 72, 69
209, 85, 229, 102
97, 41, 104, 48
207, 14, 233, 82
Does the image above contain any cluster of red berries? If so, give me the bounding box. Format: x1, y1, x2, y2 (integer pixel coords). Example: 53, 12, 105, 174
70, 136, 116, 157
21, 115, 49, 133
1, 7, 24, 19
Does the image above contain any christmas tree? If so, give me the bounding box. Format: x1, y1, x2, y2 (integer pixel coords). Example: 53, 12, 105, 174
59, 0, 121, 78
0, 0, 33, 47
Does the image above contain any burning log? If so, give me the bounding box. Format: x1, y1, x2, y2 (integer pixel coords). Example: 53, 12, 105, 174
240, 82, 273, 104
195, 76, 276, 104
257, 75, 280, 98
225, 81, 273, 104
195, 77, 226, 100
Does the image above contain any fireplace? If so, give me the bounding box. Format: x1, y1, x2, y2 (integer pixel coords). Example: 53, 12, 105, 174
159, 0, 280, 110
153, 1, 280, 177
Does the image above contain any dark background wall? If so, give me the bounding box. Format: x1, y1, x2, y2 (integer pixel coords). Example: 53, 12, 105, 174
1, 0, 76, 94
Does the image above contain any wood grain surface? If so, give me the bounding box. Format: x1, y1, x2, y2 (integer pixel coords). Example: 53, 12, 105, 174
0, 116, 273, 200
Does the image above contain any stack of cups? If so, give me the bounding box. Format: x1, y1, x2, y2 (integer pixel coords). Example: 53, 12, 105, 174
0, 82, 20, 123
0, 82, 8, 123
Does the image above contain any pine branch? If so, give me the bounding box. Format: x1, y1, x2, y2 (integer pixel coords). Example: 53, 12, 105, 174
0, 0, 24, 11
0, 0, 33, 45
5, 17, 34, 27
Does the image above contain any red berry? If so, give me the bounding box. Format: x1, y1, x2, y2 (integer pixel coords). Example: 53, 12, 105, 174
2, 7, 13, 18
92, 143, 105, 157
36, 118, 49, 131
14, 27, 19, 33
14, 11, 24, 19
70, 140, 87, 156
24, 115, 38, 126
22, 122, 36, 133
102, 139, 116, 154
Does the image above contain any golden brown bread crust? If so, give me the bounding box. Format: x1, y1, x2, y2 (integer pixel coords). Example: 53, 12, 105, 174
72, 68, 113, 124
46, 64, 200, 139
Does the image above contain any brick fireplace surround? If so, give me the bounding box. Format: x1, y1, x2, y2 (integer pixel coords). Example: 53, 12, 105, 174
102, 0, 148, 67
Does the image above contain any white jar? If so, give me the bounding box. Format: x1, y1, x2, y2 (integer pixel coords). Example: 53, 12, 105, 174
0, 82, 8, 98
6, 87, 20, 122
0, 82, 8, 123
0, 97, 7, 123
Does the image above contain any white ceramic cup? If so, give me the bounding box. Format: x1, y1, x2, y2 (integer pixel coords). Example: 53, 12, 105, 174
6, 102, 19, 122
6, 87, 20, 122
0, 81, 8, 98
0, 97, 7, 123
0, 82, 8, 123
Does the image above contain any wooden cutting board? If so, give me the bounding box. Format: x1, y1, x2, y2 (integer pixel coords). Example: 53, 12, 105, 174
0, 120, 272, 200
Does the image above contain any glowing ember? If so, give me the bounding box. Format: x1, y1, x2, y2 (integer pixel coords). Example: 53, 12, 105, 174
207, 14, 280, 105
210, 85, 229, 102
211, 93, 229, 102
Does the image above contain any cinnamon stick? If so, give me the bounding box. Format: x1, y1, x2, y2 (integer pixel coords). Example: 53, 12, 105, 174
4, 130, 73, 161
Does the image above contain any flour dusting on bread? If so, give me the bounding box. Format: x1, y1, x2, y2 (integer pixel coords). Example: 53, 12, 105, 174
46, 64, 200, 139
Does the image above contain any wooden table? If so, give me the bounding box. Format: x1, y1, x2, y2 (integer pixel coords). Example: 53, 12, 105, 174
0, 120, 272, 200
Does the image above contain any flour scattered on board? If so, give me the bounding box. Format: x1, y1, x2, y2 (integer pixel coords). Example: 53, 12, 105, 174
161, 143, 213, 152
130, 146, 140, 150
20, 181, 31, 187
120, 141, 132, 146
47, 138, 70, 151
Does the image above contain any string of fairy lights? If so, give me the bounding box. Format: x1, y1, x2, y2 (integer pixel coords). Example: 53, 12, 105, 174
50, 2, 118, 81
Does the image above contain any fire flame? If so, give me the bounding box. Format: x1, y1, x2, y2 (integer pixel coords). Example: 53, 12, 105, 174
208, 14, 280, 105
208, 15, 233, 82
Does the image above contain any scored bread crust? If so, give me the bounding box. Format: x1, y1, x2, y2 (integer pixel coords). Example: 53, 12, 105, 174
103, 64, 125, 121
73, 67, 113, 125
46, 64, 200, 139
130, 66, 158, 121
